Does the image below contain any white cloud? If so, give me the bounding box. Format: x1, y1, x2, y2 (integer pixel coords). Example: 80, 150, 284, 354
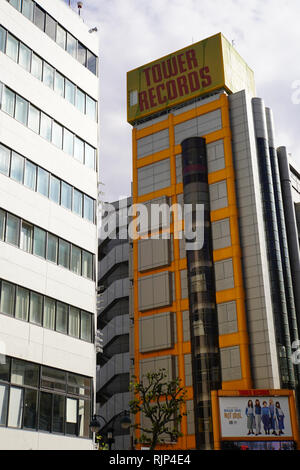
82, 0, 300, 201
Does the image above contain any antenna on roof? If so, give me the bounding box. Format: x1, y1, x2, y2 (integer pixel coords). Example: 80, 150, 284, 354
77, 1, 83, 15
232, 39, 236, 47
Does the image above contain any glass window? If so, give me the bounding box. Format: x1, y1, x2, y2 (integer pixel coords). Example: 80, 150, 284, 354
76, 88, 85, 114
79, 399, 90, 437
41, 367, 66, 393
54, 72, 64, 97
0, 384, 8, 426
11, 359, 39, 387
87, 50, 97, 75
69, 307, 80, 338
10, 152, 24, 183
0, 210, 5, 241
40, 113, 52, 142
22, 0, 34, 21
53, 394, 65, 434
0, 144, 10, 176
86, 96, 96, 121
81, 312, 92, 342
24, 160, 36, 190
78, 43, 87, 67
0, 26, 6, 53
20, 221, 33, 253
2, 87, 15, 117
0, 282, 15, 316
29, 292, 43, 325
8, 387, 23, 428
49, 175, 60, 204
23, 389, 37, 430
0, 357, 10, 382
39, 392, 52, 432
66, 33, 77, 59
63, 129, 74, 156
61, 182, 72, 210
15, 286, 29, 321
15, 95, 28, 125
9, 0, 21, 11
6, 214, 20, 246
68, 375, 91, 398
73, 189, 82, 217
37, 168, 49, 197
71, 246, 81, 275
47, 233, 58, 264
56, 24, 66, 50
6, 33, 19, 62
74, 137, 84, 163
45, 14, 56, 41
43, 297, 55, 330
56, 302, 68, 333
84, 195, 94, 223
65, 80, 75, 105
43, 62, 54, 89
31, 53, 42, 80
66, 397, 78, 435
52, 122, 63, 149
84, 143, 95, 170
33, 226, 46, 258
58, 240, 70, 269
18, 43, 31, 72
82, 251, 93, 279
34, 5, 45, 31
28, 105, 40, 133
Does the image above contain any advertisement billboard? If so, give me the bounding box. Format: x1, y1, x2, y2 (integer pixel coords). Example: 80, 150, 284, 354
127, 33, 255, 124
219, 396, 293, 438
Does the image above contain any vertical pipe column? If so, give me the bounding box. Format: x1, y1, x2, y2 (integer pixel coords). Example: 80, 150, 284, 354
181, 137, 221, 450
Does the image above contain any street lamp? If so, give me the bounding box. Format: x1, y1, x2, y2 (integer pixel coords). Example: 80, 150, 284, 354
89, 414, 107, 434
89, 411, 131, 450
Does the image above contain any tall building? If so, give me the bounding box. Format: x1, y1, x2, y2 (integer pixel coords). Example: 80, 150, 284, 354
97, 197, 132, 450
0, 0, 98, 449
127, 33, 300, 450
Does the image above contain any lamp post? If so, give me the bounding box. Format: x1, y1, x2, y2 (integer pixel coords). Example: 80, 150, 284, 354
89, 411, 131, 450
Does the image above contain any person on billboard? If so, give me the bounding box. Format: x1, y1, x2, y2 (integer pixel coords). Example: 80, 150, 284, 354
275, 401, 285, 435
261, 401, 271, 434
245, 400, 255, 435
269, 398, 277, 435
254, 399, 262, 435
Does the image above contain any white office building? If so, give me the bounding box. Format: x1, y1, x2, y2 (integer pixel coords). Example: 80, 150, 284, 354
0, 0, 98, 449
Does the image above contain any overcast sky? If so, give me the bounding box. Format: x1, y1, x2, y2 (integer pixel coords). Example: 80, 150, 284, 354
81, 0, 300, 202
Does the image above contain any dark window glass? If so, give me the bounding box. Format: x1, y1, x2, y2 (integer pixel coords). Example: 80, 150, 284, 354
53, 394, 65, 434
6, 214, 20, 246
0, 26, 6, 53
29, 292, 43, 326
41, 367, 66, 393
47, 233, 58, 264
34, 5, 45, 31
81, 312, 92, 342
56, 302, 68, 333
37, 167, 49, 197
11, 359, 39, 387
39, 392, 52, 432
10, 152, 24, 183
87, 50, 97, 75
15, 286, 29, 322
43, 297, 55, 330
77, 43, 86, 66
20, 221, 33, 253
33, 227, 46, 258
0, 357, 10, 382
82, 251, 93, 279
45, 14, 56, 41
69, 307, 80, 338
23, 389, 37, 429
68, 375, 91, 398
58, 239, 70, 269
71, 245, 81, 275
0, 210, 5, 241
0, 384, 8, 426
0, 281, 15, 316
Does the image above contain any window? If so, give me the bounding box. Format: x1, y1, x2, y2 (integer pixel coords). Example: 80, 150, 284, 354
19, 43, 31, 72
34, 5, 45, 31
2, 87, 15, 117
66, 33, 77, 59
6, 214, 20, 246
24, 160, 36, 190
65, 80, 75, 105
0, 282, 15, 316
28, 105, 40, 133
74, 137, 84, 163
9, 0, 22, 11
52, 122, 63, 149
15, 95, 28, 125
31, 53, 42, 80
53, 394, 65, 434
71, 245, 81, 275
33, 227, 46, 258
10, 152, 24, 183
37, 168, 49, 197
87, 50, 97, 75
66, 398, 78, 435
47, 233, 58, 264
0, 358, 10, 382
0, 144, 10, 176
0, 384, 8, 426
54, 72, 64, 97
11, 359, 39, 387
76, 89, 85, 114
79, 399, 90, 437
69, 307, 80, 338
61, 182, 72, 210
15, 286, 29, 321
43, 62, 54, 89
56, 24, 66, 49
73, 190, 82, 217
45, 14, 56, 41
41, 367, 66, 393
49, 175, 60, 204
20, 221, 33, 253
77, 43, 87, 66
58, 240, 70, 269
86, 96, 96, 121
56, 302, 68, 334
40, 113, 52, 142
85, 144, 95, 170
0, 210, 5, 241
81, 312, 92, 342
63, 129, 74, 156
29, 292, 42, 325
23, 389, 37, 429
84, 195, 94, 223
0, 26, 6, 53
39, 392, 52, 432
6, 34, 19, 62
82, 251, 93, 279
7, 387, 23, 428
43, 297, 55, 330
22, 0, 34, 21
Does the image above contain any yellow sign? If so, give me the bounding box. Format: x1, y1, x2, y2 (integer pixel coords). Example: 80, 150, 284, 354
127, 33, 255, 124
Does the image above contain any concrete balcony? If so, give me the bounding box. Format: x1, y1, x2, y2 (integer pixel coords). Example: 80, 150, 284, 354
100, 279, 130, 313
99, 244, 129, 281
102, 315, 130, 348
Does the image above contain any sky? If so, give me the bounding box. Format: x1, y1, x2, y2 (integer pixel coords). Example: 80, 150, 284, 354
80, 0, 300, 202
